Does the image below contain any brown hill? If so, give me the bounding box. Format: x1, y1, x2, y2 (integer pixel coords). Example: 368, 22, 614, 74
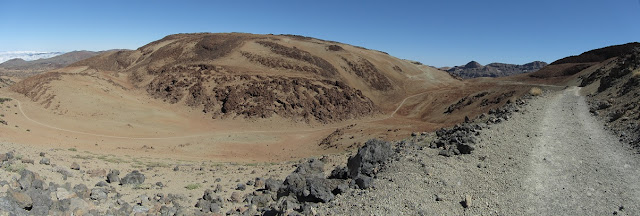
11, 33, 458, 124
0, 50, 103, 78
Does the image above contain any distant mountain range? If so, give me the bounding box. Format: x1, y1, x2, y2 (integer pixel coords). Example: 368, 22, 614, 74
446, 61, 548, 79
0, 51, 104, 78
0, 51, 65, 64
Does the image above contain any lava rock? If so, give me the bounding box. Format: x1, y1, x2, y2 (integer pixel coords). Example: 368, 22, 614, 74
120, 170, 145, 185
106, 170, 120, 183
230, 192, 243, 203
254, 177, 265, 189
328, 166, 349, 179
265, 178, 281, 192
95, 181, 108, 187
236, 183, 246, 191
347, 139, 392, 179
90, 188, 108, 201
39, 158, 50, 165
70, 162, 80, 170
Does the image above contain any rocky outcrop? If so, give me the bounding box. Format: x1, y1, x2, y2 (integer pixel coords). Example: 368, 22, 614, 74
147, 71, 378, 123
346, 139, 393, 189
583, 46, 640, 149
433, 97, 530, 156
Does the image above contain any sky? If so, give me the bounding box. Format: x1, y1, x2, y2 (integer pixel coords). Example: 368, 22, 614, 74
1, 0, 639, 67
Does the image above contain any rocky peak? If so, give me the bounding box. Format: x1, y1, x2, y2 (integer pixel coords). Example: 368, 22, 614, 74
464, 61, 483, 69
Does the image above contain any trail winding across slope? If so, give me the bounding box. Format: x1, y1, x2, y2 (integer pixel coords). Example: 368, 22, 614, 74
1, 88, 434, 140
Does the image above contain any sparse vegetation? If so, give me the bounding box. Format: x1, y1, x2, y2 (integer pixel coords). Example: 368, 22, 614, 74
4, 163, 26, 173
97, 155, 126, 163
132, 184, 153, 190
0, 98, 11, 104
185, 183, 201, 190
71, 154, 94, 160
146, 162, 169, 168
68, 148, 77, 152
529, 87, 543, 96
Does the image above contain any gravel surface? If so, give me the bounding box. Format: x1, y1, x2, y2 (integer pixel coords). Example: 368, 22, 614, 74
315, 87, 640, 215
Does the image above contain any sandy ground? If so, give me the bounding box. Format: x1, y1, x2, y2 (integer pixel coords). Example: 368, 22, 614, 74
315, 87, 640, 215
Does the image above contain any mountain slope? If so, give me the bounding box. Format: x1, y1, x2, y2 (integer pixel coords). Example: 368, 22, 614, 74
11, 33, 458, 124
447, 61, 547, 79
529, 42, 640, 79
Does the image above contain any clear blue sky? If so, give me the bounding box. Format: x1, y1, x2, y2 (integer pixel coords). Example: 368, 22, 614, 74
1, 0, 639, 67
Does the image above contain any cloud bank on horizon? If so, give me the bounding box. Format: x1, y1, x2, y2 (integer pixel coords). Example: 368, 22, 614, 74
0, 51, 65, 64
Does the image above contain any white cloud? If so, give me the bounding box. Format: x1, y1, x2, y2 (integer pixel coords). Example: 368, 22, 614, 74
0, 51, 65, 64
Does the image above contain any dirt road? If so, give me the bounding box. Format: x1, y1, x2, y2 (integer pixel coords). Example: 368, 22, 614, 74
316, 87, 640, 215
522, 87, 640, 215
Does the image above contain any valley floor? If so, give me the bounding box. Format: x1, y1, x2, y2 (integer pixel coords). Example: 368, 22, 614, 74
316, 87, 640, 215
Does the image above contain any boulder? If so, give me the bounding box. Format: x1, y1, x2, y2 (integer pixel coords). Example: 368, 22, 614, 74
8, 190, 32, 210
72, 184, 89, 199
120, 170, 145, 185
106, 170, 120, 183
95, 181, 108, 187
254, 177, 265, 189
90, 188, 108, 201
39, 158, 50, 165
0, 196, 28, 215
279, 159, 345, 203
230, 192, 243, 203
236, 183, 246, 191
18, 170, 37, 190
56, 188, 74, 200
347, 139, 392, 178
70, 162, 80, 170
328, 166, 349, 179
265, 178, 281, 192
196, 189, 224, 213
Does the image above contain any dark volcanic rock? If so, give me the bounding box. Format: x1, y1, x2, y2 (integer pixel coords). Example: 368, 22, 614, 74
328, 166, 349, 179
39, 158, 50, 165
106, 170, 120, 183
120, 170, 145, 185
196, 189, 224, 213
265, 178, 281, 192
347, 139, 393, 179
90, 188, 108, 201
278, 159, 347, 203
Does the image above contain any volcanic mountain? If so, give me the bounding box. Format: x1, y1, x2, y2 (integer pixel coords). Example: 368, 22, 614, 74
447, 60, 547, 79
10, 33, 458, 126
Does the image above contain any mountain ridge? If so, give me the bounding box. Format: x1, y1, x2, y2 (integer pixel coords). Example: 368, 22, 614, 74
0, 50, 105, 78
447, 60, 547, 79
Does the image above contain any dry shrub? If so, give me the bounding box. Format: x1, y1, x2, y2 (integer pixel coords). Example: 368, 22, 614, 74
529, 87, 543, 96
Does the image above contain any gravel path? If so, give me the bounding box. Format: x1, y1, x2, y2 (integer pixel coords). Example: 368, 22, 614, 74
522, 87, 640, 215
316, 87, 640, 215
